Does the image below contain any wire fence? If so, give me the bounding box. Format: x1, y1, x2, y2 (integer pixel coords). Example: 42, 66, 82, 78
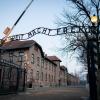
0, 59, 26, 95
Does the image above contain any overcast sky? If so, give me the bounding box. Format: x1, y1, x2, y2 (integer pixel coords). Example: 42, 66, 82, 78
0, 0, 83, 73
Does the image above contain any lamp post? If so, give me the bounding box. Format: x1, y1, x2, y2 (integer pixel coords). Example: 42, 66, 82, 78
91, 14, 100, 100
88, 14, 100, 100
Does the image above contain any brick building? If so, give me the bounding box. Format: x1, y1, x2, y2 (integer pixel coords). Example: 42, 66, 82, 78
67, 73, 80, 86
59, 65, 68, 86
0, 40, 68, 88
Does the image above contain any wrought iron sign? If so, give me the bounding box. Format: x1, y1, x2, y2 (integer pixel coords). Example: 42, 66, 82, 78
6, 26, 92, 41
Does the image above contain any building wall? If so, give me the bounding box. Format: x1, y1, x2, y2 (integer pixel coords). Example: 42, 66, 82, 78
1, 44, 59, 88
26, 44, 43, 88
51, 61, 60, 86
59, 69, 66, 86
1, 40, 80, 88
59, 66, 68, 87
43, 58, 57, 87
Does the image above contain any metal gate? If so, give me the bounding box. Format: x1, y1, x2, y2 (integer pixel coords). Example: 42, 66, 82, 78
0, 59, 26, 95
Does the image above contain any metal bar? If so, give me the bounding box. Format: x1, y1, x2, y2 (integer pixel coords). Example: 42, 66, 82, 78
12, 0, 34, 29
2, 0, 34, 41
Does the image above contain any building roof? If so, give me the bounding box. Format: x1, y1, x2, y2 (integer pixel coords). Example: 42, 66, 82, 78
60, 65, 68, 72
1, 40, 34, 49
67, 73, 79, 79
44, 56, 57, 66
0, 40, 44, 57
47, 56, 61, 62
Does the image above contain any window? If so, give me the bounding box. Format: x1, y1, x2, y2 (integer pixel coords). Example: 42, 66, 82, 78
18, 51, 24, 62
41, 72, 43, 81
31, 54, 34, 64
9, 51, 13, 57
41, 58, 44, 68
51, 75, 53, 82
18, 51, 24, 66
4, 67, 10, 79
52, 64, 53, 71
36, 71, 39, 80
45, 61, 48, 69
37, 57, 40, 66
18, 56, 22, 62
19, 51, 24, 56
45, 73, 47, 81
49, 62, 51, 70
49, 74, 50, 82
54, 67, 56, 72
9, 51, 13, 62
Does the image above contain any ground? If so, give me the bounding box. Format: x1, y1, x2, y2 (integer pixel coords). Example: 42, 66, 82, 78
0, 87, 89, 100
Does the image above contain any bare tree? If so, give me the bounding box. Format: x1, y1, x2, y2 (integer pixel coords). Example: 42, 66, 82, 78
57, 0, 100, 100
57, 0, 100, 66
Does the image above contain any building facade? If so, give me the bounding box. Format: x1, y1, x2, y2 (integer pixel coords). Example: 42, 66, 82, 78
67, 73, 80, 86
59, 66, 68, 86
1, 40, 69, 88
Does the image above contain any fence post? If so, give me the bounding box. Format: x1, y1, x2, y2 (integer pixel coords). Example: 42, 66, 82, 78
16, 68, 20, 92
23, 69, 26, 91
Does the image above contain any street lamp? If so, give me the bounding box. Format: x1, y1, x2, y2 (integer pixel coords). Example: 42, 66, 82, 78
91, 14, 100, 100
87, 14, 99, 100
91, 14, 100, 70
86, 14, 99, 100
91, 15, 98, 24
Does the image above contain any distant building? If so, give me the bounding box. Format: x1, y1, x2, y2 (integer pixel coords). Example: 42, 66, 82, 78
67, 73, 80, 86
47, 56, 61, 86
59, 65, 68, 86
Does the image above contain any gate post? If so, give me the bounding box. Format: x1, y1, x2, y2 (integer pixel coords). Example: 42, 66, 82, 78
16, 68, 20, 92
23, 68, 26, 91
